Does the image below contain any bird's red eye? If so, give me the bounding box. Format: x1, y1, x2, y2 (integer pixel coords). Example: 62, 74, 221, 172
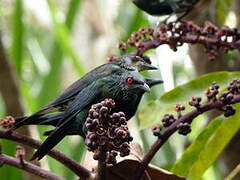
135, 56, 142, 61
127, 77, 134, 84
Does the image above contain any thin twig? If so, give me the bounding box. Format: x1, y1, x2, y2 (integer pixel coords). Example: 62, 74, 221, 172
0, 130, 91, 180
134, 94, 240, 180
0, 153, 63, 180
225, 164, 240, 180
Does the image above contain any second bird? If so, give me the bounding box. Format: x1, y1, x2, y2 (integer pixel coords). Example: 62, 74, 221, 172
131, 0, 200, 18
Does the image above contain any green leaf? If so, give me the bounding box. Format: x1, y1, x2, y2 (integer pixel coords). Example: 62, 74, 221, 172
10, 0, 24, 76
171, 116, 224, 176
139, 71, 240, 129
187, 104, 240, 179
47, 0, 85, 76
116, 1, 149, 44
216, 0, 232, 26
38, 0, 82, 106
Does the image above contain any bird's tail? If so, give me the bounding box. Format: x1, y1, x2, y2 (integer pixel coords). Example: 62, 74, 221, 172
12, 112, 63, 130
12, 113, 42, 130
31, 110, 78, 160
30, 129, 66, 160
37, 113, 63, 126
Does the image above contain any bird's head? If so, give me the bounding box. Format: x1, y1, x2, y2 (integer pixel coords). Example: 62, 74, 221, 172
117, 53, 158, 72
103, 70, 163, 101
118, 71, 163, 94
101, 70, 150, 102
119, 71, 151, 94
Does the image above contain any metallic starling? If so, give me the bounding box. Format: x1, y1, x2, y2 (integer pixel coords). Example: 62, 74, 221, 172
28, 70, 162, 160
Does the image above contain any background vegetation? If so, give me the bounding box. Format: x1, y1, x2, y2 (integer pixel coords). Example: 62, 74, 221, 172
0, 0, 239, 179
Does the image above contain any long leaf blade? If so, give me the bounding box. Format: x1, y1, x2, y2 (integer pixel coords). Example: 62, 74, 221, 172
139, 71, 240, 129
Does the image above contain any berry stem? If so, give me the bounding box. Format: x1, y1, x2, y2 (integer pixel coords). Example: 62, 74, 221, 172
95, 153, 107, 180
134, 94, 240, 180
124, 22, 240, 60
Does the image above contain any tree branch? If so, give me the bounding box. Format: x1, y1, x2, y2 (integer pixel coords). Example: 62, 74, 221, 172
134, 93, 240, 180
120, 21, 240, 61
0, 153, 63, 180
0, 130, 91, 180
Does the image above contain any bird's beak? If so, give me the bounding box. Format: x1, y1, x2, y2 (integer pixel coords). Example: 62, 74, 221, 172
146, 78, 163, 88
142, 64, 158, 71
140, 83, 151, 92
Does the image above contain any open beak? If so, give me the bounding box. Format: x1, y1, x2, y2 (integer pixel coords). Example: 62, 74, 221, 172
141, 64, 158, 71
146, 79, 163, 88
140, 83, 151, 92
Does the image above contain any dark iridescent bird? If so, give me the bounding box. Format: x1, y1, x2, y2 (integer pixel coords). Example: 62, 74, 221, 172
131, 0, 200, 20
27, 70, 162, 160
13, 53, 157, 129
25, 77, 164, 135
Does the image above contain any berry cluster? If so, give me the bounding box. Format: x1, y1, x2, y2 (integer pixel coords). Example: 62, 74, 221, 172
174, 104, 191, 135
85, 98, 133, 164
157, 106, 192, 137
222, 105, 236, 117
162, 114, 176, 128
175, 104, 186, 118
151, 124, 162, 137
127, 28, 154, 49
205, 82, 219, 101
218, 79, 240, 117
0, 116, 15, 128
194, 80, 239, 117
120, 21, 240, 60
228, 79, 240, 94
219, 92, 233, 105
189, 96, 202, 108
177, 122, 192, 135
153, 80, 240, 138
202, 81, 236, 117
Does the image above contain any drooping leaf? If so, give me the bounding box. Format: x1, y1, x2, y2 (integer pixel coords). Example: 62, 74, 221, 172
38, 0, 83, 106
171, 116, 224, 176
47, 0, 85, 76
187, 104, 240, 179
10, 0, 24, 76
216, 0, 232, 26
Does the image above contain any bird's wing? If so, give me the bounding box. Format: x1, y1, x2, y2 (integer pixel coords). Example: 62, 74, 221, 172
43, 63, 114, 111
12, 64, 114, 130
31, 82, 102, 160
